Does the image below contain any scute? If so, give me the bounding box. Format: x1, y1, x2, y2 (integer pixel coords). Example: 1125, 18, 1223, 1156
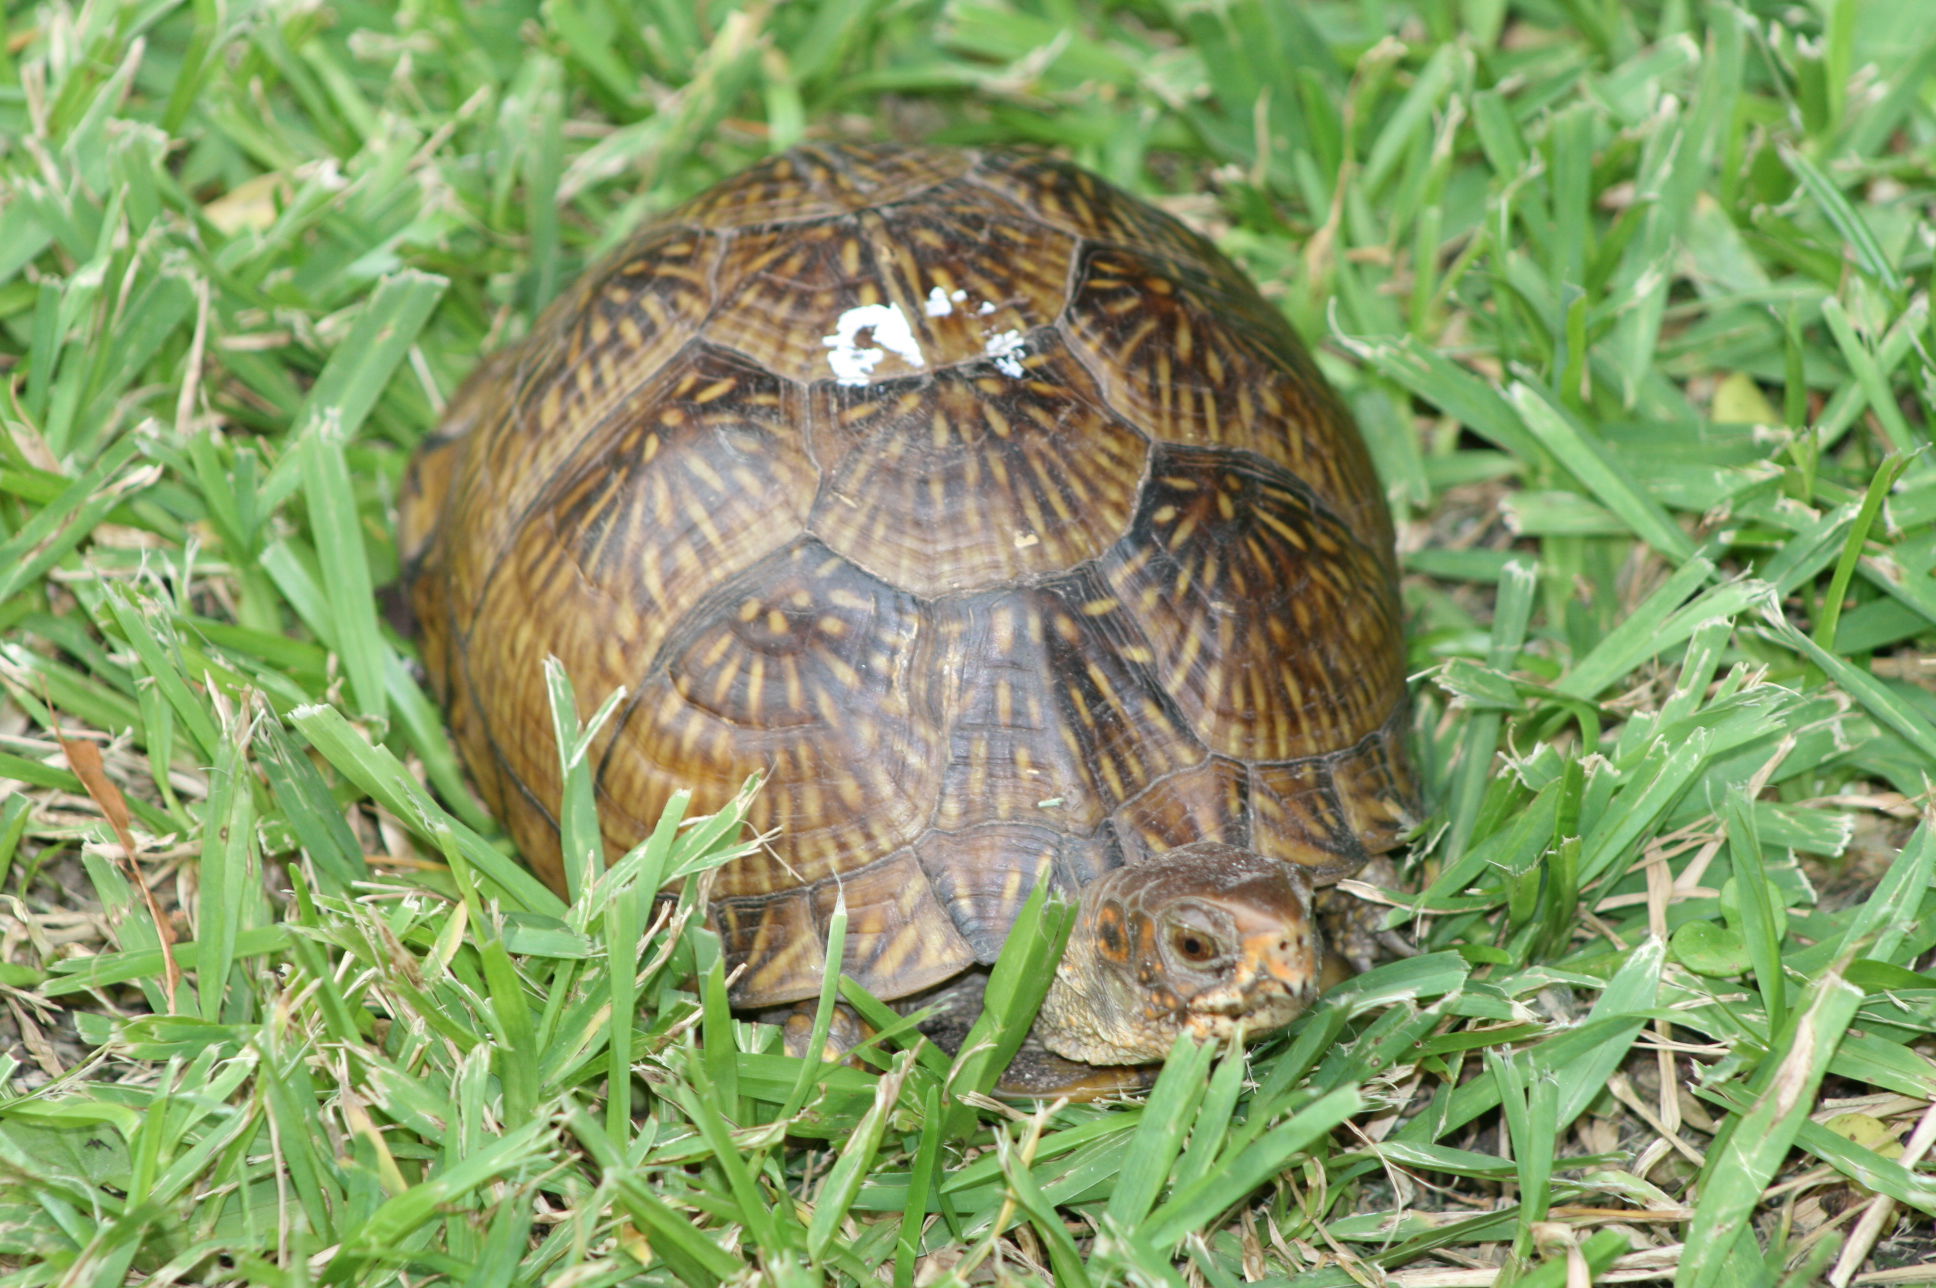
540, 343, 819, 629
710, 195, 1075, 387
446, 224, 719, 611
433, 342, 821, 889
710, 212, 929, 385
399, 348, 516, 709
675, 142, 971, 229
859, 188, 1075, 370
1251, 714, 1417, 878
597, 540, 944, 895
1064, 242, 1394, 554
917, 823, 1121, 963
927, 573, 1202, 836
1112, 757, 1252, 862
808, 338, 1148, 595
1100, 445, 1402, 762
718, 848, 977, 1007
399, 142, 1418, 1011
969, 150, 1220, 270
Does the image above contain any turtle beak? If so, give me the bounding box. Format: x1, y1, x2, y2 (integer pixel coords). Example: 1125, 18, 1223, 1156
1233, 926, 1319, 1002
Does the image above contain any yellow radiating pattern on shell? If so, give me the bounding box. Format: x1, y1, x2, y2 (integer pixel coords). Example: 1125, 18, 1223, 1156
400, 142, 1418, 1011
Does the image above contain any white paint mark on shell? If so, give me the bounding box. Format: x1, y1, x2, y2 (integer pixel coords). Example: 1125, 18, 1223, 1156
984, 328, 1027, 377
923, 286, 969, 317
823, 302, 925, 384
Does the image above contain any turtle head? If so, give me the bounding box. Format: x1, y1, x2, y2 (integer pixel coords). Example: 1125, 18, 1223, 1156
1035, 843, 1321, 1067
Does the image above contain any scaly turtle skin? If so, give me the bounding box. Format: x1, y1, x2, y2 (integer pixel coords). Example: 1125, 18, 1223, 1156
398, 143, 1417, 1091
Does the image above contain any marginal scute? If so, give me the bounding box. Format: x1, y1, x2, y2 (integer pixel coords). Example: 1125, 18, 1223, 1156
445, 569, 584, 882
1248, 716, 1419, 880
809, 341, 1149, 595
720, 845, 981, 1007
917, 825, 1060, 961
398, 346, 515, 586
398, 352, 502, 716
1249, 756, 1368, 879
716, 884, 826, 1004
810, 850, 978, 1001
493, 759, 572, 887
1328, 713, 1420, 853
1112, 757, 1251, 863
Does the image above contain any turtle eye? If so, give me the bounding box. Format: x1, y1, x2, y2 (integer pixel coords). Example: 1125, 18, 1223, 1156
1169, 924, 1221, 966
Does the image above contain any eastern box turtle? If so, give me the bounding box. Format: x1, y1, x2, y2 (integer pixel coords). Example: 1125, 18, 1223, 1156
398, 142, 1417, 1093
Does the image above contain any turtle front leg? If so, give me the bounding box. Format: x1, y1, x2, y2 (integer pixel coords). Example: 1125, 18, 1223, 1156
902, 971, 1155, 1100
1314, 853, 1415, 976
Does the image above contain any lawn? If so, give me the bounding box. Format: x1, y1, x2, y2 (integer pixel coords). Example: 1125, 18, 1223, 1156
2, 1, 1935, 1284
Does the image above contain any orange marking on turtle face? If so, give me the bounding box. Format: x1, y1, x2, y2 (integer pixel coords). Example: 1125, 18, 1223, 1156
1094, 900, 1129, 963
1238, 928, 1315, 992
1132, 914, 1161, 976
1142, 988, 1182, 1022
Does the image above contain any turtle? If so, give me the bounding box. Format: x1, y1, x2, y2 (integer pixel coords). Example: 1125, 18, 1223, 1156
397, 142, 1418, 1095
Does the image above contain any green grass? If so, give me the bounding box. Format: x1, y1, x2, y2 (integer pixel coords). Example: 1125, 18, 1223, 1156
3, 1, 1935, 1284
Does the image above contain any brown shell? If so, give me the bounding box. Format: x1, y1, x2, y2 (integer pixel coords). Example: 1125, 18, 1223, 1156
400, 143, 1417, 1008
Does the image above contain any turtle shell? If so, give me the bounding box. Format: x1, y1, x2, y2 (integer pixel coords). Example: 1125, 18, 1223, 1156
399, 142, 1417, 1009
